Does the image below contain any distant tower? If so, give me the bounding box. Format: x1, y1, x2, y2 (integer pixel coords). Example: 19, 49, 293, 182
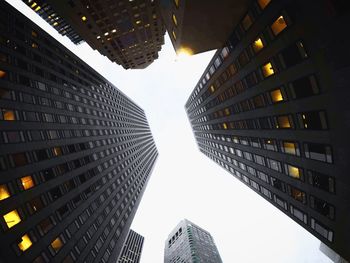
22, 0, 166, 69
118, 230, 144, 263
164, 219, 222, 263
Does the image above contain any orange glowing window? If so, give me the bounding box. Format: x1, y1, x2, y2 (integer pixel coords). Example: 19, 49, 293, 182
0, 70, 6, 78
53, 147, 62, 156
271, 16, 287, 36
223, 123, 228, 130
262, 62, 275, 77
31, 31, 38, 37
270, 89, 284, 103
3, 210, 21, 228
258, 0, 271, 9
0, 184, 10, 201
31, 42, 38, 48
277, 116, 291, 128
21, 176, 35, 190
3, 110, 15, 121
18, 234, 32, 251
283, 142, 297, 155
172, 14, 178, 26
51, 237, 63, 252
252, 38, 264, 53
172, 30, 176, 40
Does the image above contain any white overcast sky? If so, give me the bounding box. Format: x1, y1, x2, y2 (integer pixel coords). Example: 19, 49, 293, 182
8, 1, 333, 262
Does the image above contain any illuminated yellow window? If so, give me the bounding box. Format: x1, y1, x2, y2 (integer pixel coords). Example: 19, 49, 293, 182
262, 62, 275, 77
223, 123, 228, 130
136, 20, 141, 24
21, 176, 35, 190
224, 108, 230, 116
210, 85, 215, 93
0, 70, 6, 78
51, 237, 63, 252
53, 22, 58, 26
31, 42, 38, 48
252, 38, 264, 53
81, 16, 87, 22
34, 5, 41, 11
270, 89, 284, 103
242, 14, 253, 31
174, 0, 179, 8
258, 0, 271, 9
3, 110, 15, 121
3, 210, 21, 228
172, 14, 178, 26
271, 16, 287, 36
18, 234, 32, 251
0, 184, 10, 201
30, 2, 37, 8
31, 31, 38, 37
53, 147, 62, 156
277, 116, 291, 128
288, 165, 301, 179
172, 30, 176, 40
283, 142, 296, 155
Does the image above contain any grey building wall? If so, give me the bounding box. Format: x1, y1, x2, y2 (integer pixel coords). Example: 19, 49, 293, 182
117, 229, 144, 263
185, 0, 350, 261
0, 2, 158, 262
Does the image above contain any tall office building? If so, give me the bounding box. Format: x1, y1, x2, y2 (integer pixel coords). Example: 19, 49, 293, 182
22, 0, 166, 69
0, 2, 158, 262
164, 219, 222, 263
158, 0, 251, 55
185, 0, 350, 260
117, 229, 144, 263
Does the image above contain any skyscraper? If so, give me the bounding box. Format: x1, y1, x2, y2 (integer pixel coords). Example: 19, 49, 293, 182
117, 229, 144, 263
164, 219, 222, 263
185, 0, 350, 261
22, 0, 166, 69
0, 2, 158, 262
158, 0, 251, 55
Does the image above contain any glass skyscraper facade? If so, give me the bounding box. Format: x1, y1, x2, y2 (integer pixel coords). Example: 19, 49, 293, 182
164, 219, 222, 263
0, 2, 158, 262
185, 0, 350, 261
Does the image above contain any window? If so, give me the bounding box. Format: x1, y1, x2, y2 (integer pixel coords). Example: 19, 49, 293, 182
289, 75, 319, 99
271, 177, 286, 192
270, 89, 284, 103
252, 37, 264, 53
263, 139, 278, 151
273, 194, 288, 210
262, 62, 275, 77
172, 14, 178, 26
0, 70, 6, 79
290, 205, 307, 224
276, 115, 292, 128
267, 158, 282, 172
285, 164, 303, 180
289, 186, 306, 203
172, 30, 176, 40
242, 14, 253, 31
0, 184, 10, 201
12, 153, 28, 166
3, 210, 21, 228
307, 170, 335, 193
304, 143, 332, 163
311, 218, 333, 242
281, 141, 300, 156
254, 154, 265, 166
3, 110, 16, 121
174, 0, 179, 7
310, 196, 335, 219
21, 176, 35, 190
18, 234, 32, 251
53, 147, 62, 156
271, 15, 287, 36
38, 217, 54, 235
299, 111, 328, 130
281, 41, 308, 67
257, 0, 271, 9
51, 237, 63, 252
